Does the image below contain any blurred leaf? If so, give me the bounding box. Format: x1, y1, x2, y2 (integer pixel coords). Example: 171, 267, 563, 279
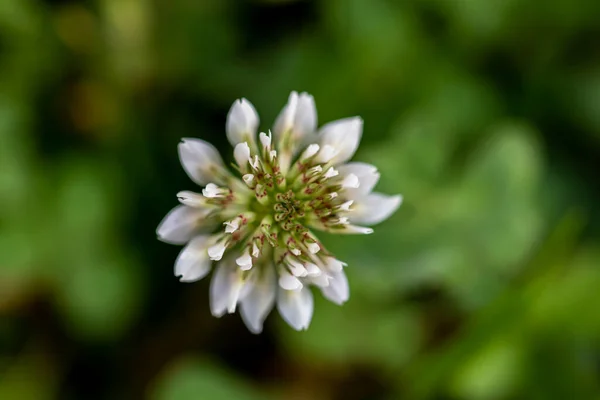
150, 357, 271, 400
0, 97, 35, 214
0, 346, 59, 400
282, 291, 421, 370
55, 254, 142, 341
450, 337, 525, 400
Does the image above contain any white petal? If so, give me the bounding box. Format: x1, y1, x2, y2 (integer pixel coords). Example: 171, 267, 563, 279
350, 193, 403, 225
341, 173, 360, 189
307, 242, 320, 254
209, 260, 244, 317
322, 256, 346, 273
300, 144, 320, 161
337, 162, 380, 198
236, 251, 253, 270
269, 150, 277, 161
239, 266, 276, 334
252, 242, 260, 258
259, 131, 272, 148
273, 91, 298, 137
307, 273, 330, 287
304, 262, 321, 276
226, 98, 259, 146
242, 174, 255, 186
223, 217, 241, 234
340, 225, 374, 234
321, 269, 349, 305
287, 258, 308, 277
336, 216, 350, 225
294, 93, 318, 140
273, 92, 317, 152
318, 117, 363, 165
178, 138, 226, 186
224, 224, 238, 234
314, 144, 339, 164
337, 200, 354, 211
323, 167, 339, 179
176, 191, 207, 208
156, 205, 208, 245
249, 155, 260, 170
307, 165, 323, 176
202, 183, 225, 198
233, 142, 251, 169
208, 242, 227, 261
278, 269, 303, 290
277, 286, 314, 331
174, 236, 212, 282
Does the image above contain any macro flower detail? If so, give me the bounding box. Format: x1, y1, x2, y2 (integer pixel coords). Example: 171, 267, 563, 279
157, 91, 402, 333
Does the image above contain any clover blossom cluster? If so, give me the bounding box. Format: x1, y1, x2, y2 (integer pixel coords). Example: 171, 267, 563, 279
157, 92, 401, 333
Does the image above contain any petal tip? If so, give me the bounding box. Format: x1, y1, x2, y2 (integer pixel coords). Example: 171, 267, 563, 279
394, 194, 404, 206
387, 194, 403, 216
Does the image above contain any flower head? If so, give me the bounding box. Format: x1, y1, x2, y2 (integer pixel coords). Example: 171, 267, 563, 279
157, 91, 402, 333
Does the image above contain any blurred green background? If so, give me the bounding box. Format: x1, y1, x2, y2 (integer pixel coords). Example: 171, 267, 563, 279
2, 0, 600, 399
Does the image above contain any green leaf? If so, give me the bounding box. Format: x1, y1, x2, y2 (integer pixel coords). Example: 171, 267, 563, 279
151, 357, 271, 400
281, 289, 421, 370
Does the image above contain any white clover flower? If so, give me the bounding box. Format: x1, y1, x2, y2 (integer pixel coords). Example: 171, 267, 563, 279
157, 91, 402, 333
